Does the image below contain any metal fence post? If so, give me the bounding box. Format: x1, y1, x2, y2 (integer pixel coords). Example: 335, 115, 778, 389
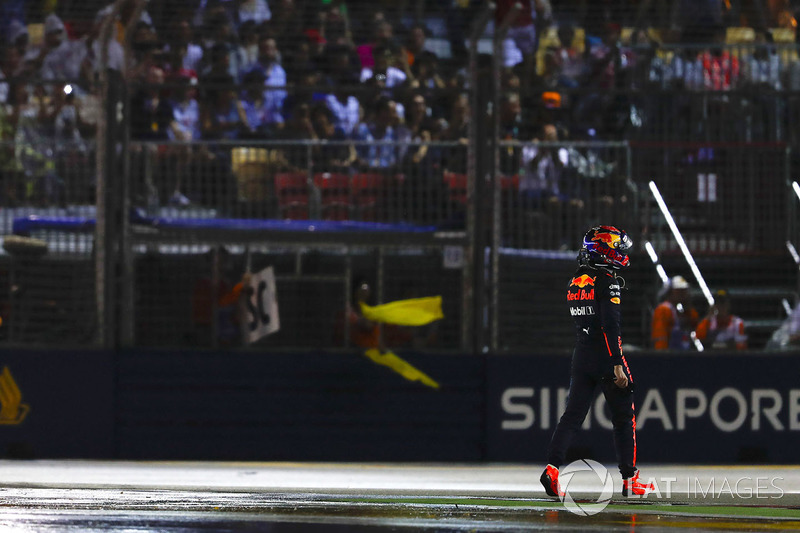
94, 0, 123, 347
465, 2, 494, 354
490, 2, 520, 353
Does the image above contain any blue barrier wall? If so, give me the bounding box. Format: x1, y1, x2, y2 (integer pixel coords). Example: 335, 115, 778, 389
114, 350, 485, 461
1, 349, 798, 463
0, 350, 114, 458
487, 352, 800, 464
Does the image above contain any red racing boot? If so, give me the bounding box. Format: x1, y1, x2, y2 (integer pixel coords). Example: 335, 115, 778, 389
622, 470, 655, 497
540, 464, 564, 498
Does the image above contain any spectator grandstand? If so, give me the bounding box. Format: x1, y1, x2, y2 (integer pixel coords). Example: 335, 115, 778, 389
1, 0, 799, 353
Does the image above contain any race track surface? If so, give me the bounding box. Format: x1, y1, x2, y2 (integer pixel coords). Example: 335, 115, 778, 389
1, 461, 798, 531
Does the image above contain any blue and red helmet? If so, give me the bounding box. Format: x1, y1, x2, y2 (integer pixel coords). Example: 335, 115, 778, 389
579, 225, 632, 269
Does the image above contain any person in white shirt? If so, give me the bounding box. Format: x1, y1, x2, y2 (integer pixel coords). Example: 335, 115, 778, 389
360, 46, 407, 88
243, 35, 286, 128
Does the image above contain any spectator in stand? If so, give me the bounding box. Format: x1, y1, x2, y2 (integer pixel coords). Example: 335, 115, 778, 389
404, 93, 442, 144
400, 92, 445, 223
651, 275, 700, 350
519, 122, 583, 246
201, 74, 249, 140
578, 21, 645, 139
319, 0, 353, 48
282, 38, 316, 90
95, 0, 154, 45
40, 14, 84, 85
5, 20, 38, 79
666, 47, 705, 91
319, 45, 361, 135
498, 92, 525, 175
532, 47, 579, 96
697, 26, 740, 139
201, 10, 246, 83
584, 22, 623, 91
280, 101, 317, 141
440, 93, 470, 174
410, 52, 445, 92
0, 3, 25, 39
355, 11, 398, 70
360, 45, 408, 88
246, 35, 288, 130
496, 0, 553, 73
166, 71, 202, 206
127, 21, 164, 83
0, 77, 15, 205
129, 66, 173, 207
744, 32, 781, 91
200, 43, 234, 89
444, 0, 478, 61
199, 73, 246, 211
76, 11, 126, 90
324, 84, 361, 138
277, 101, 317, 169
694, 290, 747, 350
237, 20, 260, 72
320, 44, 355, 87
192, 0, 230, 29
53, 83, 87, 148
12, 81, 61, 203
301, 11, 329, 59
520, 122, 571, 204
353, 96, 408, 172
130, 66, 174, 141
699, 30, 741, 92
408, 54, 446, 118
554, 24, 585, 87
311, 104, 355, 173
237, 0, 272, 27
49, 82, 91, 203
0, 44, 21, 105
284, 67, 323, 117
744, 31, 781, 141
268, 0, 302, 53
403, 25, 437, 72
166, 17, 204, 73
240, 68, 281, 137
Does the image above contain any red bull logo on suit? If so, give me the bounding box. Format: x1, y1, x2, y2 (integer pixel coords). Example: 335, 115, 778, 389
570, 275, 596, 288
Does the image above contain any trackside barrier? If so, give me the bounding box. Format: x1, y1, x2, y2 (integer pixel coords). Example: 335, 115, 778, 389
1, 349, 798, 463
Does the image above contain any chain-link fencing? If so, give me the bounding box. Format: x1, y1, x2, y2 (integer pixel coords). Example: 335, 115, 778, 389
4, 1, 800, 351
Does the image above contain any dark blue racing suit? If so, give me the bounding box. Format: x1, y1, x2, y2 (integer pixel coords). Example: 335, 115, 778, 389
545, 264, 638, 478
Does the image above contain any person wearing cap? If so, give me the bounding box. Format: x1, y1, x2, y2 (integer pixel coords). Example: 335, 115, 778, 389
6, 19, 29, 56
695, 290, 747, 350
651, 275, 700, 350
40, 14, 85, 84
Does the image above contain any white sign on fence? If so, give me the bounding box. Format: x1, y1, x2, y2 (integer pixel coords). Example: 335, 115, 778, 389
240, 266, 280, 344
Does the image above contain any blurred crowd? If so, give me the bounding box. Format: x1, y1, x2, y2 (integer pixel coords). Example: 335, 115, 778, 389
2, 0, 800, 210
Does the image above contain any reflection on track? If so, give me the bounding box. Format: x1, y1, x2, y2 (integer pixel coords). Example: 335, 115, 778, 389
2, 488, 799, 532
0, 462, 799, 532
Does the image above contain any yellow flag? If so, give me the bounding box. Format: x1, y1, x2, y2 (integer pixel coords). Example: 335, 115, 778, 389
359, 296, 443, 326
364, 349, 440, 389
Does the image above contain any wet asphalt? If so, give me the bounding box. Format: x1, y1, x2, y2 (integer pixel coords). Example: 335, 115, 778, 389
1, 461, 798, 532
